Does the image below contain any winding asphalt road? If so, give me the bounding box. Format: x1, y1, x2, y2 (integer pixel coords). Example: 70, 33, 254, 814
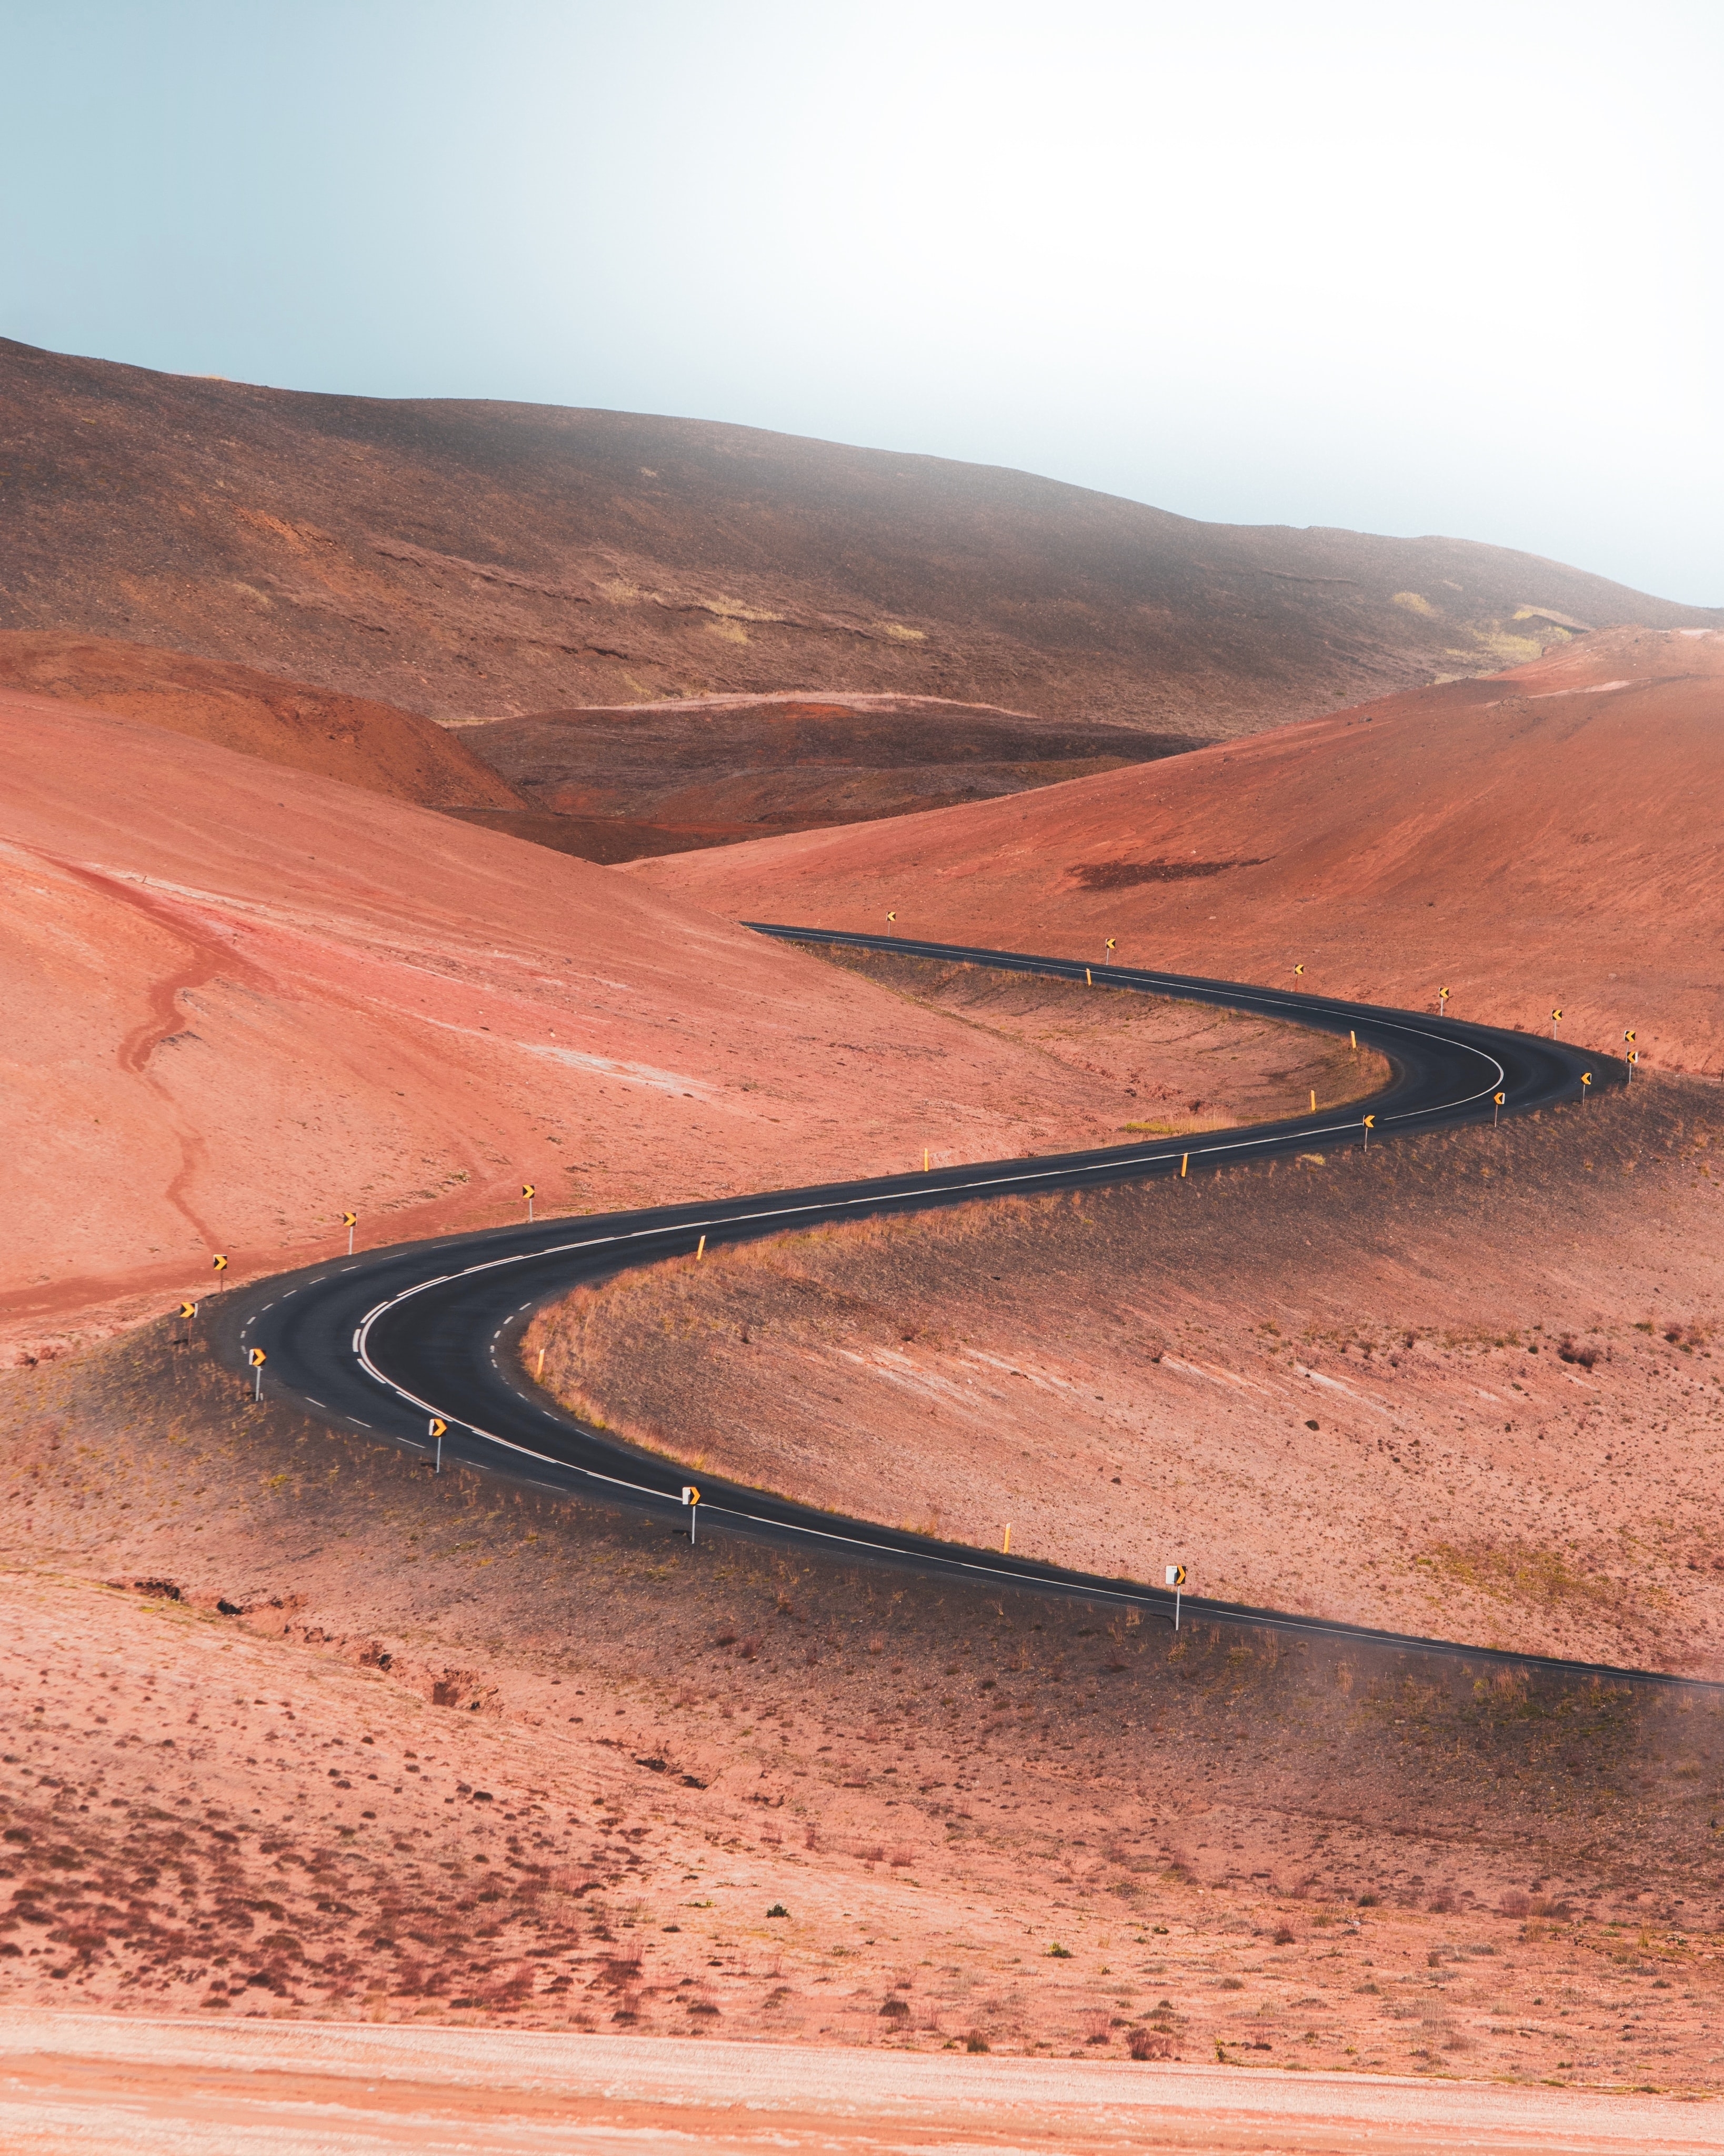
216, 928, 1655, 1683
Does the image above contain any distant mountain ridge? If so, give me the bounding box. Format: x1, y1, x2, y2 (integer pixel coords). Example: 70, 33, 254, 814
4, 335, 1716, 737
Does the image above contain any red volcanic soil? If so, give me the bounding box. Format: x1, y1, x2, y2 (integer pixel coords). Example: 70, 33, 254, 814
0, 686, 1202, 1363
0, 631, 523, 809
442, 692, 1198, 863
530, 1072, 1724, 1678
5, 1325, 1724, 2104
4, 336, 1715, 737
628, 627, 1724, 1075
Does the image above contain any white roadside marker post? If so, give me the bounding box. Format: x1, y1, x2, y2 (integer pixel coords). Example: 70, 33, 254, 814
1494, 1090, 1506, 1127
523, 1183, 536, 1224
178, 1300, 197, 1347
342, 1210, 357, 1256
430, 1416, 447, 1474
683, 1484, 701, 1546
1166, 1563, 1187, 1631
1581, 1072, 1593, 1105
1624, 1028, 1637, 1082
1551, 1006, 1563, 1039
248, 1346, 266, 1401
1362, 1113, 1375, 1152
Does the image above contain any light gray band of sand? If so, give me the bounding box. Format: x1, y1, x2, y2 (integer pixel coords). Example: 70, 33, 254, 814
0, 2011, 1715, 2152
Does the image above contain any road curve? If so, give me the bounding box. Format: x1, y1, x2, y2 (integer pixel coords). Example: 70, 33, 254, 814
216, 929, 1666, 1686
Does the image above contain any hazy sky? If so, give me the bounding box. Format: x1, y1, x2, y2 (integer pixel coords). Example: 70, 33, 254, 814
6, 2, 1720, 603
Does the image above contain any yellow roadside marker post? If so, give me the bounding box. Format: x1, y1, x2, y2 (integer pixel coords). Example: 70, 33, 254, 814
523, 1183, 536, 1224
1165, 1562, 1187, 1631
536, 1345, 546, 1379
1550, 1007, 1563, 1038
1581, 1072, 1593, 1105
341, 1210, 357, 1256
1180, 1153, 1188, 1177
247, 1346, 266, 1401
1362, 1113, 1375, 1152
1310, 1090, 1317, 1113
212, 1253, 228, 1290
696, 1233, 706, 1260
1349, 1030, 1357, 1053
924, 1148, 930, 1173
1493, 1090, 1506, 1127
1002, 1523, 1011, 1555
682, 1483, 701, 1546
1086, 968, 1092, 986
429, 1416, 447, 1474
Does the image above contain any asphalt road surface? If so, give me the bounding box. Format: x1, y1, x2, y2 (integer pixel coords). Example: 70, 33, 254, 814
217, 929, 1660, 1684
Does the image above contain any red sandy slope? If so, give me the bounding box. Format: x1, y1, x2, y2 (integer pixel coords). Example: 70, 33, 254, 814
0, 631, 523, 809
0, 690, 1158, 1361
628, 627, 1724, 1075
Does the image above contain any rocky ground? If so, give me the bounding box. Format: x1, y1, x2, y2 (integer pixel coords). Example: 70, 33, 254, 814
0, 1320, 1721, 2092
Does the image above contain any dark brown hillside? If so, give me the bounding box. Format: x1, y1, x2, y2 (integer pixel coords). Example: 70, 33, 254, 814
441, 692, 1199, 861
4, 336, 1715, 737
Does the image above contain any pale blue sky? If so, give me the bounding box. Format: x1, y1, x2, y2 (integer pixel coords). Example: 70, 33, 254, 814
5, 1, 1719, 602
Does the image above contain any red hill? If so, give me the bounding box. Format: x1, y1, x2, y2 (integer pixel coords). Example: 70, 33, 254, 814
627, 627, 1724, 1076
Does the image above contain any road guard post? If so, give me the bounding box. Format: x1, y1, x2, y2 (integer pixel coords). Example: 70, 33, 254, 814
1166, 1563, 1187, 1631
429, 1416, 447, 1473
247, 1346, 266, 1400
683, 1484, 701, 1545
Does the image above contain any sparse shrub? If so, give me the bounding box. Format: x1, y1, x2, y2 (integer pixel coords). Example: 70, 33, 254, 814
965, 2030, 990, 2053
1272, 1924, 1295, 1945
1557, 1337, 1598, 1369
880, 1995, 910, 2018
766, 1903, 788, 1919
1499, 1890, 1531, 1919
